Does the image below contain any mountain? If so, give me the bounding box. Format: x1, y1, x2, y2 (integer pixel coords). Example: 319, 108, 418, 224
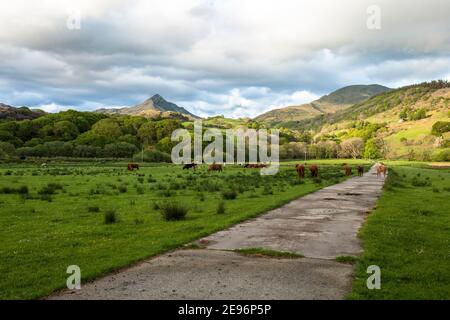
96, 94, 198, 120
0, 103, 45, 121
255, 84, 391, 124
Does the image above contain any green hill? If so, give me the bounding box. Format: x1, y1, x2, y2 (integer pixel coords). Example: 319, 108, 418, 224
254, 84, 391, 124
309, 81, 450, 160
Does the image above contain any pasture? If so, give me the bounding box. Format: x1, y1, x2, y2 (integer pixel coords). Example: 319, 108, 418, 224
0, 161, 362, 299
349, 165, 450, 299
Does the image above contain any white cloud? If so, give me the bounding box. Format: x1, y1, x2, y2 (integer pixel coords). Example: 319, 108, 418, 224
38, 103, 72, 113
181, 87, 319, 118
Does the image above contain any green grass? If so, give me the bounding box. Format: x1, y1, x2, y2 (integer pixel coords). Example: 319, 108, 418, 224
348, 165, 450, 299
336, 256, 359, 265
0, 162, 356, 299
234, 247, 304, 259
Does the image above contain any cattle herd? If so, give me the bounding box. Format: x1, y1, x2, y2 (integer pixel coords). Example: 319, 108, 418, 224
126, 162, 387, 178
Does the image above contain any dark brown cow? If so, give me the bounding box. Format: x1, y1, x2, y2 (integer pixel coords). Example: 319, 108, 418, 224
357, 165, 364, 176
295, 164, 305, 178
344, 165, 352, 176
309, 165, 319, 178
127, 163, 139, 171
208, 163, 223, 172
183, 163, 198, 170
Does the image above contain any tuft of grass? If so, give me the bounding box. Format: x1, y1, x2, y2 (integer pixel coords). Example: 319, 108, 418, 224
216, 200, 225, 214
39, 194, 52, 202
0, 185, 29, 194
17, 185, 29, 194
160, 202, 189, 221
104, 209, 119, 224
38, 183, 63, 195
136, 185, 145, 194
262, 185, 273, 195
234, 247, 303, 259
336, 255, 359, 264
87, 206, 100, 213
410, 208, 434, 216
222, 190, 237, 200
411, 177, 431, 187
157, 189, 174, 197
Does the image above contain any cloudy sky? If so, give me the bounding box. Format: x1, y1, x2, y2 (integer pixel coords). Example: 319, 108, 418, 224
1, 0, 449, 118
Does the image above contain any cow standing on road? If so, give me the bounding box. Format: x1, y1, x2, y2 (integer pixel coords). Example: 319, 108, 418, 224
377, 164, 387, 177
357, 166, 364, 176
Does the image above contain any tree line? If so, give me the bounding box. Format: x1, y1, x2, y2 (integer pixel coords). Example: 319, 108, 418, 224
0, 110, 183, 160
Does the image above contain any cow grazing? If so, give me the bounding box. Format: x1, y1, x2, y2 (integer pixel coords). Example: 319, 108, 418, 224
127, 163, 139, 171
244, 163, 267, 168
295, 164, 305, 178
357, 166, 364, 176
208, 163, 223, 172
377, 164, 387, 177
183, 163, 198, 170
309, 165, 319, 178
344, 165, 352, 176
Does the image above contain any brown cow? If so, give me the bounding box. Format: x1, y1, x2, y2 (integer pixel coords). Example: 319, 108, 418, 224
309, 165, 319, 178
344, 165, 352, 176
357, 165, 364, 176
208, 163, 223, 172
244, 163, 267, 168
377, 164, 387, 177
295, 164, 305, 178
127, 163, 139, 171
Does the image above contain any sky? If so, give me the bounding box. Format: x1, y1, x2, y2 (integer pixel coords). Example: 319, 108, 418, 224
0, 0, 450, 118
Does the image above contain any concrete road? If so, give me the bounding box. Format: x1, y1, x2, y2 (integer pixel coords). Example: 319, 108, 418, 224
50, 165, 385, 300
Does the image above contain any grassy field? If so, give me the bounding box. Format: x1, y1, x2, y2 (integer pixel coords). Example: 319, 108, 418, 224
0, 161, 361, 299
349, 165, 450, 299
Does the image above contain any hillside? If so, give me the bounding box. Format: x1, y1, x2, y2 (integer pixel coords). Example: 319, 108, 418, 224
312, 81, 450, 160
255, 84, 391, 124
0, 103, 45, 121
96, 94, 198, 120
